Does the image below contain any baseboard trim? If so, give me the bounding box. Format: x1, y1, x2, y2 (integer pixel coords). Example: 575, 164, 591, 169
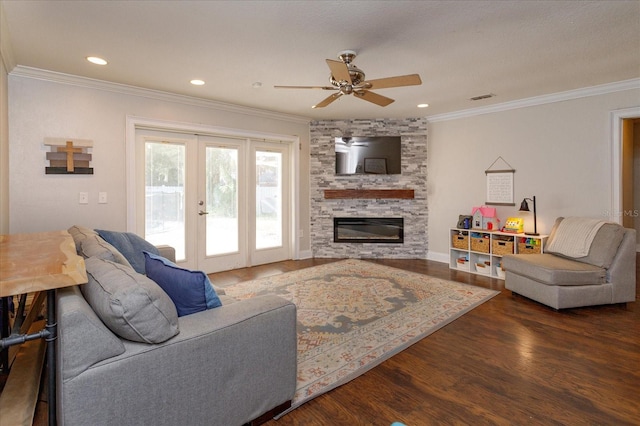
427, 251, 449, 264
296, 249, 313, 259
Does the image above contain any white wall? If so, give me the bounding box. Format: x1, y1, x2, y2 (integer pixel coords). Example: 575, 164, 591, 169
8, 73, 312, 253
426, 88, 640, 260
0, 2, 10, 234
0, 54, 8, 234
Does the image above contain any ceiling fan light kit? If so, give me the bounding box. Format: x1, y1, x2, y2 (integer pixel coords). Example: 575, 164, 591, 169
275, 50, 422, 108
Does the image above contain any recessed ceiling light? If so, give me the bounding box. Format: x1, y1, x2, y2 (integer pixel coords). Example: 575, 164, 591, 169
252, 82, 263, 88
190, 79, 205, 86
86, 56, 107, 65
417, 103, 429, 108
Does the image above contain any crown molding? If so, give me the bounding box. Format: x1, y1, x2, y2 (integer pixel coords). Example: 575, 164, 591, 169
426, 78, 640, 122
9, 65, 312, 124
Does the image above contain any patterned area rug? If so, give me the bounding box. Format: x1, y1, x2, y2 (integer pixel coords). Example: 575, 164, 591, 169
224, 259, 499, 414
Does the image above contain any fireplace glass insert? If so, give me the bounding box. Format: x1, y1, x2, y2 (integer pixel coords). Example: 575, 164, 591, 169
333, 217, 404, 243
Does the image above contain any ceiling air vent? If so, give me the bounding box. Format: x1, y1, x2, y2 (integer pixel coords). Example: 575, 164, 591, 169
469, 93, 495, 101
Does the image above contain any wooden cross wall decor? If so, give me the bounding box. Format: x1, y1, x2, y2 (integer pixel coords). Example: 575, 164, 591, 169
44, 138, 93, 174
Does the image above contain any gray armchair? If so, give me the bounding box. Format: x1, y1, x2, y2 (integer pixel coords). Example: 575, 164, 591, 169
502, 217, 636, 309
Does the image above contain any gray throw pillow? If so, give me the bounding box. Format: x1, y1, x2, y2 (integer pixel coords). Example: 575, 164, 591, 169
68, 225, 98, 252
78, 235, 133, 268
82, 257, 179, 343
96, 230, 160, 275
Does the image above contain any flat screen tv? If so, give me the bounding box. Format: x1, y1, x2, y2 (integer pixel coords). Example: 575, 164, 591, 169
335, 136, 402, 175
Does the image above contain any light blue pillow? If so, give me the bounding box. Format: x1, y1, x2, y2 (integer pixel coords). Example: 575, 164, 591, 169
143, 251, 222, 317
96, 230, 160, 274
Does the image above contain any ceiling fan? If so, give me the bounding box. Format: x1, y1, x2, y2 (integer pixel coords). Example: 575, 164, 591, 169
337, 137, 368, 147
274, 50, 422, 109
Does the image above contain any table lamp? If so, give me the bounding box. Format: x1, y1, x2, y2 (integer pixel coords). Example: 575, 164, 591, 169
519, 196, 539, 236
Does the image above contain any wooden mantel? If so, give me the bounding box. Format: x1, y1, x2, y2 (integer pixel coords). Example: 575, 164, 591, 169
324, 189, 415, 199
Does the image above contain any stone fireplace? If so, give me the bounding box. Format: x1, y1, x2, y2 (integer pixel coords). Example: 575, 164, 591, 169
310, 118, 428, 259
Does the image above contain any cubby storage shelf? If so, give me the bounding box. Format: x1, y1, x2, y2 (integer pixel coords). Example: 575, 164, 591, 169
449, 228, 548, 280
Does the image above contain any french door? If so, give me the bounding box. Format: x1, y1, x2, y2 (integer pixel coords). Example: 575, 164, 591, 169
136, 129, 291, 273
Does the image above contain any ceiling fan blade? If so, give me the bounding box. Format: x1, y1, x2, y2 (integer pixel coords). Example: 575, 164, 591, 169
354, 90, 395, 107
326, 59, 352, 84
274, 85, 337, 90
312, 92, 343, 108
362, 74, 422, 90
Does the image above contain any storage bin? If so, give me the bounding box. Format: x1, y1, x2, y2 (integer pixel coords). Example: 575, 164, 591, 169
474, 262, 491, 275
492, 240, 514, 255
496, 266, 506, 279
456, 258, 470, 271
518, 242, 541, 254
471, 236, 490, 253
451, 232, 469, 250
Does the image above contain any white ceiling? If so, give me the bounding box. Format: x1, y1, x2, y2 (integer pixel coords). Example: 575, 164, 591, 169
2, 0, 639, 120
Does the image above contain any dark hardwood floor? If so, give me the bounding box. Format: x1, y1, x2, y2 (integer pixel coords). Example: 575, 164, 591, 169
31, 256, 639, 425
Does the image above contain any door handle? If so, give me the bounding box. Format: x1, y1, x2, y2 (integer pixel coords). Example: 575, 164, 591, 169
198, 210, 209, 216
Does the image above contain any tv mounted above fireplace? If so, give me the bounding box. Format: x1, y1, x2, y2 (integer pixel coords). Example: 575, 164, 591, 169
335, 136, 401, 175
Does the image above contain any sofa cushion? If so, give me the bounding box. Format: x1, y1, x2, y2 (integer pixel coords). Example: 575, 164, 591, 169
82, 257, 179, 343
58, 286, 126, 380
96, 229, 160, 274
502, 254, 606, 286
144, 251, 222, 317
546, 218, 625, 269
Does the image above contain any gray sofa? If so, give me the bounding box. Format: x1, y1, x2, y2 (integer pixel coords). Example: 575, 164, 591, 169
503, 217, 636, 309
57, 226, 297, 426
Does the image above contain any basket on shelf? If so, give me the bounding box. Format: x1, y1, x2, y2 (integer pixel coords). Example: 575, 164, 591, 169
470, 234, 490, 253
518, 243, 541, 254
492, 239, 514, 255
451, 232, 469, 250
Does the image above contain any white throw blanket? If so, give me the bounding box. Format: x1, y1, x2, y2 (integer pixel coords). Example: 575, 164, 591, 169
546, 217, 605, 258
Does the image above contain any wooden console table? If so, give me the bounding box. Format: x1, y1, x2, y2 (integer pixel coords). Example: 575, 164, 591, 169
0, 230, 87, 426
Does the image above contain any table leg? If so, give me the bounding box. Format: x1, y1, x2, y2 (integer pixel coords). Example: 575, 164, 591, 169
1, 297, 8, 373
46, 289, 57, 426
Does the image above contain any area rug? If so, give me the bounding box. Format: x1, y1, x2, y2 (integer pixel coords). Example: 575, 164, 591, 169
223, 259, 499, 415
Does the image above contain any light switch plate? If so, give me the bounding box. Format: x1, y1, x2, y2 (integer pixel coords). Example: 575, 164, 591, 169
79, 192, 89, 204
98, 192, 107, 204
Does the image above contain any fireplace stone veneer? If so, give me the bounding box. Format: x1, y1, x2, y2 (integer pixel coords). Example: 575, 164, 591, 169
310, 118, 428, 259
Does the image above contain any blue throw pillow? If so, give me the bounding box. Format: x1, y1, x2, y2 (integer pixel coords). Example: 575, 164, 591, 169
143, 251, 222, 317
96, 230, 160, 275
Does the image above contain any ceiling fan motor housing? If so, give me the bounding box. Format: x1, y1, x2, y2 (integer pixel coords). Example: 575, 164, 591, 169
330, 50, 365, 89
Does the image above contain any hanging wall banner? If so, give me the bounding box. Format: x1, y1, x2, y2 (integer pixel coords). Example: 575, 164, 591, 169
485, 156, 515, 206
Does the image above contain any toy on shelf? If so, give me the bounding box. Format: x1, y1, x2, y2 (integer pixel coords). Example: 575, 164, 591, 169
502, 217, 524, 233
471, 205, 500, 230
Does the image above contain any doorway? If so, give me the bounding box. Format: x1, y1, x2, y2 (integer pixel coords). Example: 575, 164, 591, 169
621, 117, 640, 250
128, 120, 296, 273
613, 107, 640, 251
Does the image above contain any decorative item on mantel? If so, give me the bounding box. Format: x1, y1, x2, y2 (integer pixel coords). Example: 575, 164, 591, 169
44, 138, 93, 174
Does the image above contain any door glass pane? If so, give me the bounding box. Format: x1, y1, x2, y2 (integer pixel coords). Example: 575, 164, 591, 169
144, 141, 186, 261
206, 146, 239, 256
256, 150, 282, 249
